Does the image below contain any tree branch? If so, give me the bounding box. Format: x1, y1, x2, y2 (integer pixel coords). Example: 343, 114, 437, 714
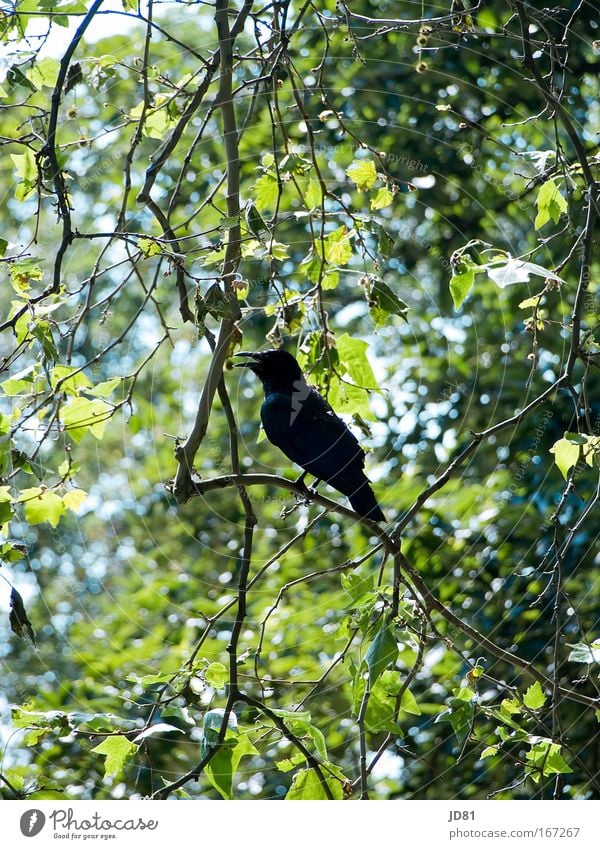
172, 472, 600, 711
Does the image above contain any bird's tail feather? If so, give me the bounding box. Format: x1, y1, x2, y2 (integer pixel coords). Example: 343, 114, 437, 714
348, 480, 385, 523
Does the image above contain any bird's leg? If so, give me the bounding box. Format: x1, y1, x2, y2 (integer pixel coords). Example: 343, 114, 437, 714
293, 471, 312, 505
295, 471, 308, 488
308, 478, 321, 495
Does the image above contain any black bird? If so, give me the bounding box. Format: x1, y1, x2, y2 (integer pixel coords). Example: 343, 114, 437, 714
234, 349, 385, 522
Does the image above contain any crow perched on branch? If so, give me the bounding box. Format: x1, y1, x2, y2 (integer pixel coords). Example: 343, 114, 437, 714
234, 349, 385, 522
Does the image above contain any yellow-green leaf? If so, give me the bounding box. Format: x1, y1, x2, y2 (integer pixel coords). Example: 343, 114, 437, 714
90, 377, 122, 398
370, 186, 394, 210
346, 159, 377, 191
518, 295, 543, 309
20, 488, 66, 528
534, 180, 568, 230
336, 333, 378, 390
139, 237, 162, 257
323, 226, 353, 266
62, 489, 87, 513
286, 767, 342, 800
92, 736, 137, 778
205, 662, 228, 688
11, 149, 36, 182
61, 397, 113, 442
364, 624, 398, 686
400, 688, 422, 716
549, 437, 581, 479
253, 173, 279, 210
481, 745, 499, 759
450, 268, 475, 310
26, 57, 60, 89
51, 366, 92, 396
0, 486, 14, 525
304, 179, 322, 210
523, 681, 546, 710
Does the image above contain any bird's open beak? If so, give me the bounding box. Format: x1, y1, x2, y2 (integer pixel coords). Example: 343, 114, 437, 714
232, 351, 261, 369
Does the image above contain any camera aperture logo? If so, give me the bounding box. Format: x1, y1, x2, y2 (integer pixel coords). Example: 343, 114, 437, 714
20, 810, 46, 837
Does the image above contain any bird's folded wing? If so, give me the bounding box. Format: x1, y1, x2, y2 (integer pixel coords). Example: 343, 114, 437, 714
291, 390, 366, 476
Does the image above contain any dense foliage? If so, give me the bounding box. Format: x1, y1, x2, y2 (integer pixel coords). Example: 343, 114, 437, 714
0, 0, 598, 800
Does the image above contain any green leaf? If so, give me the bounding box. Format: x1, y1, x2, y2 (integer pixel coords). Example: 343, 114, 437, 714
300, 249, 322, 283
253, 173, 279, 210
379, 669, 403, 696
133, 723, 183, 742
320, 270, 339, 290
286, 767, 342, 800
437, 690, 476, 743
378, 227, 394, 258
327, 375, 373, 421
370, 186, 394, 210
523, 681, 546, 710
400, 687, 422, 716
245, 202, 268, 238
304, 179, 322, 210
11, 149, 36, 182
362, 679, 403, 734
365, 277, 409, 325
519, 294, 543, 309
276, 752, 304, 773
567, 641, 600, 664
61, 397, 113, 441
9, 258, 43, 294
480, 745, 499, 759
450, 267, 476, 310
346, 159, 377, 191
90, 377, 122, 398
535, 180, 568, 230
336, 334, 379, 390
12, 707, 69, 732
268, 240, 289, 261
130, 97, 174, 140
364, 624, 398, 686
19, 488, 66, 528
323, 226, 353, 266
205, 733, 258, 799
280, 153, 312, 176
26, 57, 60, 89
204, 747, 232, 800
545, 746, 572, 775
487, 257, 565, 288
62, 489, 87, 513
205, 662, 228, 688
525, 741, 572, 780
549, 436, 581, 479
51, 366, 93, 396
6, 64, 37, 93
0, 542, 26, 564
139, 237, 162, 257
0, 486, 14, 525
92, 736, 137, 778
30, 321, 59, 362
203, 708, 238, 744
340, 572, 374, 604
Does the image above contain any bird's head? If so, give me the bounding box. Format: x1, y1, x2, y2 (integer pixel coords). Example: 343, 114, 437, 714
233, 349, 303, 393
